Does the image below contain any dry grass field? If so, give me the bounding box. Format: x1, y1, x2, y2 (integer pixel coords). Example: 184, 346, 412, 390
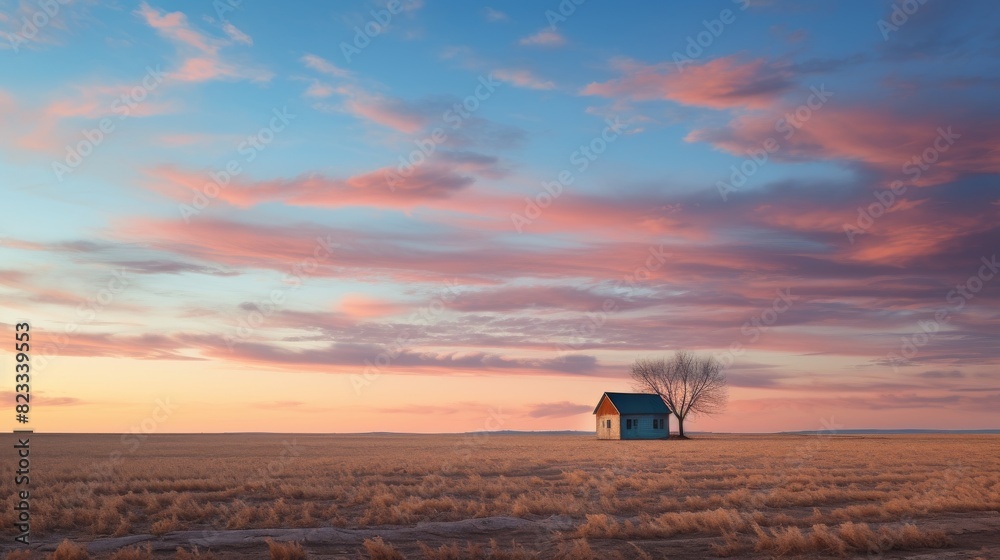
1, 433, 998, 559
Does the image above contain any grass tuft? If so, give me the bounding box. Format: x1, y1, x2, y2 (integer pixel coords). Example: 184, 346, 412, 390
266, 540, 307, 560
47, 540, 89, 560
109, 544, 153, 560
363, 537, 404, 560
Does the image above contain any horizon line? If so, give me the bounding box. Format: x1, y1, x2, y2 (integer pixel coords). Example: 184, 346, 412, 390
9, 428, 1000, 436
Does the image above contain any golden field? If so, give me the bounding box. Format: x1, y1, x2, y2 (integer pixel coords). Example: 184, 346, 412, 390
1, 433, 998, 559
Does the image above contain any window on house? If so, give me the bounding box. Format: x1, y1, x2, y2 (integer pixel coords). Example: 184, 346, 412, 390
606, 419, 611, 429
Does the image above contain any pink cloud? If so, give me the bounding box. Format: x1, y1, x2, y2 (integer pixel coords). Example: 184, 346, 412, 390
0, 269, 82, 307
171, 56, 268, 83
525, 401, 591, 418
136, 2, 219, 55
494, 69, 555, 90
338, 294, 408, 319
483, 7, 508, 22
519, 29, 566, 47
687, 106, 1000, 186
11, 83, 177, 153
222, 22, 252, 46
301, 54, 351, 78
0, 391, 84, 407
582, 56, 792, 110
303, 81, 336, 98
135, 3, 270, 84
111, 216, 682, 285
143, 160, 491, 210
343, 95, 430, 133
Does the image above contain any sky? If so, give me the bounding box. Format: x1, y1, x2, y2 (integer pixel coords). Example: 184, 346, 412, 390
1, 0, 999, 434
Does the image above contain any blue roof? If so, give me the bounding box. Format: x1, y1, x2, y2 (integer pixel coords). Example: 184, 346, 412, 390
594, 392, 670, 415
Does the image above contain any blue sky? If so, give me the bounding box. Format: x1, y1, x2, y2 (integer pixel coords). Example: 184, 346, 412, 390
2, 0, 999, 433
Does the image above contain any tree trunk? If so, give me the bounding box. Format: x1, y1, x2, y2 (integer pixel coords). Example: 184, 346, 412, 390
676, 414, 685, 438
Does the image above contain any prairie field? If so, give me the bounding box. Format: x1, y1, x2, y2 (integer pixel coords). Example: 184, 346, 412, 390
1, 433, 998, 559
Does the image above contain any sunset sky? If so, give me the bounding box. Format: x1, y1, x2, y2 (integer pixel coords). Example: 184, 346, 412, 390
2, 0, 999, 434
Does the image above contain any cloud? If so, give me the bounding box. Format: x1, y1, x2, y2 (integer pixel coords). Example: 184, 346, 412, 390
25, 331, 202, 361
108, 259, 240, 276
299, 61, 524, 148
0, 391, 85, 407
734, 391, 1000, 414
483, 7, 508, 22
301, 53, 351, 78
494, 69, 555, 90
253, 400, 308, 410
0, 0, 94, 51
303, 81, 337, 98
137, 2, 219, 54
449, 285, 663, 313
687, 104, 1000, 187
918, 370, 965, 379
135, 2, 270, 83
171, 57, 267, 83
211, 340, 602, 376
582, 56, 793, 110
343, 94, 433, 133
525, 401, 592, 418
10, 82, 178, 153
337, 294, 409, 319
16, 168, 999, 387
221, 22, 252, 45
518, 29, 565, 47
142, 157, 499, 210
0, 267, 100, 307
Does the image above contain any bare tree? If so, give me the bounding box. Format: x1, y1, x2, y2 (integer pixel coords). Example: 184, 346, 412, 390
630, 351, 727, 438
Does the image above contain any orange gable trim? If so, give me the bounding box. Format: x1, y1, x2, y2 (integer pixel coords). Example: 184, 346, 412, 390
594, 394, 619, 416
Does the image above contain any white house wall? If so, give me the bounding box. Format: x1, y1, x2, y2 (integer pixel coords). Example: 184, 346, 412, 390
596, 414, 620, 439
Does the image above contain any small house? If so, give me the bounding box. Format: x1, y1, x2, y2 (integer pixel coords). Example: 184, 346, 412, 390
593, 392, 671, 440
